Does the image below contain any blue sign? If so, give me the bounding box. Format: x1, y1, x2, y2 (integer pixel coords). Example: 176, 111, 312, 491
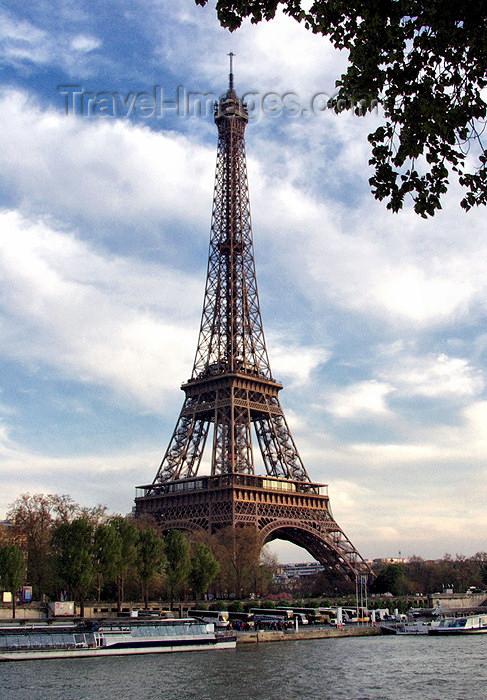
21, 586, 33, 603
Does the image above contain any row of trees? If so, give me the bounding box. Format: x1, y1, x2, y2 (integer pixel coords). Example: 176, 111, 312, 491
256, 554, 487, 601
371, 555, 487, 597
6, 494, 485, 613
49, 518, 221, 615
0, 493, 278, 616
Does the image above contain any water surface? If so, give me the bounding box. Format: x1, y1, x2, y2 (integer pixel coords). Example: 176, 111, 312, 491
1, 635, 486, 699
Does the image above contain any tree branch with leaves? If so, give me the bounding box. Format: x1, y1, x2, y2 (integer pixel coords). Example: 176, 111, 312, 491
196, 0, 487, 217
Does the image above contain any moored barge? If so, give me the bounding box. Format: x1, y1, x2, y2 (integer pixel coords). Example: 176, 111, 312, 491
0, 618, 236, 661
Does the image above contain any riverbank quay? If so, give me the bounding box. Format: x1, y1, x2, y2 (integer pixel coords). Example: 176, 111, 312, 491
236, 625, 380, 644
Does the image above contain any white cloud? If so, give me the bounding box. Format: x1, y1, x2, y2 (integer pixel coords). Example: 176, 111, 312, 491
268, 339, 331, 387
157, 5, 348, 99
308, 430, 487, 558
0, 210, 200, 408
319, 398, 487, 473
327, 380, 394, 418
374, 266, 474, 323
0, 88, 214, 234
70, 34, 102, 53
379, 352, 484, 399
241, 150, 487, 332
0, 12, 48, 65
0, 9, 104, 75
0, 420, 158, 517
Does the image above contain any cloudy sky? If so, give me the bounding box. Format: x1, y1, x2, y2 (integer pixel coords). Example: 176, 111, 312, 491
1, 0, 486, 563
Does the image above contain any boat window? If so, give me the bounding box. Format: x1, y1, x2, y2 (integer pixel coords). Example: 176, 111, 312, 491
2, 635, 19, 648
30, 634, 44, 648
61, 634, 76, 647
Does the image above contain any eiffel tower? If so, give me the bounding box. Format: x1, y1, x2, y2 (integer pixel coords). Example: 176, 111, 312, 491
135, 60, 371, 583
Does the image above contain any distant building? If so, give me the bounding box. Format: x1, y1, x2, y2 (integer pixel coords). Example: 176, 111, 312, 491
280, 562, 325, 577
372, 557, 408, 565
274, 561, 325, 586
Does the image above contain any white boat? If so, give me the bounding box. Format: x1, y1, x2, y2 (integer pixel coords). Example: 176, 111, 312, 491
0, 618, 236, 661
380, 621, 431, 635
396, 621, 430, 635
428, 614, 487, 635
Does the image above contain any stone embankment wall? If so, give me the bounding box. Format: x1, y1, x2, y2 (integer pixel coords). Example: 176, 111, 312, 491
427, 593, 487, 609
236, 626, 380, 644
0, 603, 45, 620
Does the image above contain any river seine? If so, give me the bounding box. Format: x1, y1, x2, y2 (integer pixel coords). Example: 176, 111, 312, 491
1, 634, 486, 699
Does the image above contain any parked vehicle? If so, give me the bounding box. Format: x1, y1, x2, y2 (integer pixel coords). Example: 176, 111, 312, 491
187, 609, 230, 628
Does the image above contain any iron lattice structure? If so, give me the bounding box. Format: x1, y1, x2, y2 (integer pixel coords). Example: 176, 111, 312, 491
135, 68, 371, 582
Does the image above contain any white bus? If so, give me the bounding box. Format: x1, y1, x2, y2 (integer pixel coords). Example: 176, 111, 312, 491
249, 608, 293, 620
275, 608, 309, 625
187, 609, 230, 628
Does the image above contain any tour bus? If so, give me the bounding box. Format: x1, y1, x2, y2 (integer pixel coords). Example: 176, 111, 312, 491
249, 609, 293, 628
303, 609, 328, 624
342, 608, 358, 623
187, 609, 230, 628
249, 608, 294, 627
341, 607, 370, 623
276, 607, 325, 625
317, 608, 339, 625
227, 611, 255, 629
249, 608, 293, 621
275, 608, 309, 625
227, 611, 254, 623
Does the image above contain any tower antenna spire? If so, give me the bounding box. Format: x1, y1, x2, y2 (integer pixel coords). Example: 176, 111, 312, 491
228, 51, 235, 91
